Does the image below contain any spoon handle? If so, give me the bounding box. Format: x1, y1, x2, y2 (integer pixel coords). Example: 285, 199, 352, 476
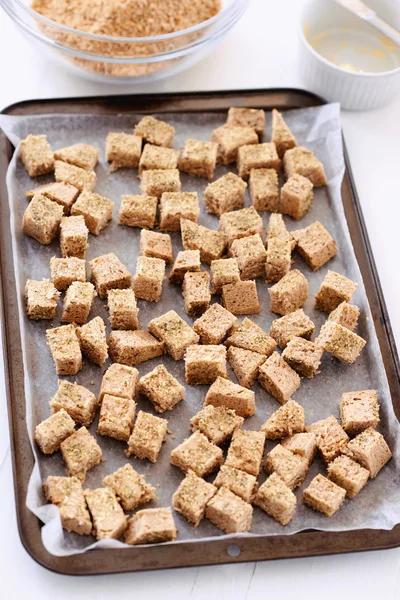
366, 13, 400, 47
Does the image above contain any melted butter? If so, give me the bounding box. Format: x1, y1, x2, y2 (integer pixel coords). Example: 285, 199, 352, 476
380, 35, 396, 52
307, 27, 400, 73
338, 63, 357, 72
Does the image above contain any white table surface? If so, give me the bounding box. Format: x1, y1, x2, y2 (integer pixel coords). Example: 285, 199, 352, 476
1, 0, 400, 597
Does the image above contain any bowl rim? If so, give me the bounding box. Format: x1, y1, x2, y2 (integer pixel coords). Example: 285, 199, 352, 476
298, 0, 400, 78
8, 0, 247, 43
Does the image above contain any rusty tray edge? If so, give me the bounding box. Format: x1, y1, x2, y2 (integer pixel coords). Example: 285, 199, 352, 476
1, 88, 400, 575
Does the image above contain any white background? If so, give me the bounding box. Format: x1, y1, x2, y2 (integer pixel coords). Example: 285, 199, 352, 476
1, 0, 400, 598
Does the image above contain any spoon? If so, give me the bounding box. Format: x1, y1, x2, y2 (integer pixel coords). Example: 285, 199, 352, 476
335, 0, 400, 47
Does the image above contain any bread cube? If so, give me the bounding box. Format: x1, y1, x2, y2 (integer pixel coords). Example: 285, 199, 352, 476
303, 474, 346, 517
283, 146, 327, 187
138, 364, 184, 413
204, 172, 247, 216
227, 346, 265, 388
22, 194, 63, 245
50, 380, 98, 426
211, 125, 258, 164
50, 256, 86, 291
77, 316, 108, 366
269, 269, 309, 316
159, 191, 199, 231
193, 303, 236, 346
170, 431, 223, 477
265, 214, 295, 282
210, 258, 240, 293
344, 428, 391, 478
205, 487, 253, 533
315, 271, 358, 313
133, 256, 166, 303
340, 390, 379, 436
55, 160, 96, 192
45, 475, 86, 507
269, 308, 315, 349
225, 429, 266, 477
138, 144, 179, 175
25, 279, 60, 320
265, 213, 294, 249
106, 132, 142, 171
61, 281, 95, 324
282, 337, 323, 378
258, 351, 301, 404
43, 475, 92, 535
118, 195, 157, 229
125, 410, 167, 463
222, 280, 260, 315
265, 238, 292, 283
148, 310, 199, 360
54, 143, 99, 171
84, 487, 127, 540
306, 416, 349, 464
71, 190, 114, 235
97, 393, 136, 441
89, 252, 132, 299
109, 330, 164, 366
107, 288, 138, 330
34, 409, 76, 454
46, 324, 82, 375
271, 109, 297, 158
19, 134, 54, 176
328, 301, 360, 331
281, 432, 317, 463
254, 473, 297, 525
261, 400, 305, 440
172, 470, 217, 527
181, 218, 227, 264
134, 115, 174, 147
280, 174, 314, 220
219, 206, 263, 245
178, 138, 218, 180
140, 169, 181, 198
249, 168, 279, 212
292, 221, 337, 271
60, 426, 103, 481
190, 405, 243, 446
140, 229, 173, 263
264, 444, 308, 490
103, 464, 156, 511
213, 465, 257, 502
229, 234, 267, 280
26, 181, 79, 214
225, 317, 276, 356
99, 363, 139, 402
182, 271, 211, 317
327, 455, 369, 498
237, 143, 280, 180
125, 508, 177, 545
169, 250, 201, 284
318, 321, 366, 364
204, 376, 255, 418
184, 344, 227, 385
227, 107, 265, 137
59, 215, 89, 258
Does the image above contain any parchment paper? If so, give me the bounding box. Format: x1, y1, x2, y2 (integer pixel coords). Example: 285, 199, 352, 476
1, 103, 400, 558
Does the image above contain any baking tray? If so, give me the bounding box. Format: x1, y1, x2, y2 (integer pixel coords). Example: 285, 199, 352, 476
1, 88, 400, 575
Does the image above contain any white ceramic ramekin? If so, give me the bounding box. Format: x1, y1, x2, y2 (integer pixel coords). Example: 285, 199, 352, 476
298, 0, 400, 110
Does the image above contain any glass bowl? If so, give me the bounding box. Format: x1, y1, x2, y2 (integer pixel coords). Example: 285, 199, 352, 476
1, 0, 249, 84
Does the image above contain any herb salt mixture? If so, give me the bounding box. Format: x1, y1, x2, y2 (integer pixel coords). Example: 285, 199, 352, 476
30, 0, 222, 77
